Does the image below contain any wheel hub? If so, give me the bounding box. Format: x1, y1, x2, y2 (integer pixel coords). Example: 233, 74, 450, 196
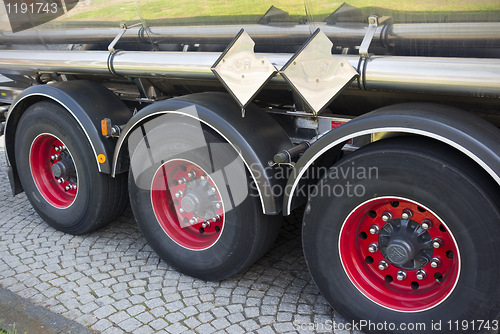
151, 159, 225, 250
379, 219, 433, 270
339, 197, 460, 312
30, 134, 78, 209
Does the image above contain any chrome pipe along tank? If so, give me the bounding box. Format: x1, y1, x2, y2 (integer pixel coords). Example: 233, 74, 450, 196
0, 50, 499, 99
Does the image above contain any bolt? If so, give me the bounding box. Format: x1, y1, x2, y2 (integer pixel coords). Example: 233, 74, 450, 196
397, 271, 407, 281
202, 221, 210, 228
430, 258, 442, 268
433, 238, 443, 249
71, 184, 77, 190
416, 270, 427, 280
402, 209, 413, 220
51, 154, 59, 160
175, 190, 183, 198
187, 170, 196, 178
381, 211, 392, 222
200, 174, 207, 181
65, 185, 72, 191
178, 177, 186, 185
57, 178, 64, 184
421, 219, 432, 230
211, 187, 216, 192
378, 260, 389, 271
369, 225, 379, 235
215, 202, 221, 209
55, 146, 60, 152
189, 217, 198, 224
212, 215, 220, 222
368, 243, 378, 253
179, 208, 184, 213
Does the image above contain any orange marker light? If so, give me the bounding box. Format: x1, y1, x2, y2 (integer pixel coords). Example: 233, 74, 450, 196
101, 119, 109, 136
97, 154, 106, 163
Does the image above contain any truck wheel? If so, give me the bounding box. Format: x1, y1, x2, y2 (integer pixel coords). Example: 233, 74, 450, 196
128, 117, 281, 281
303, 137, 500, 333
15, 101, 128, 235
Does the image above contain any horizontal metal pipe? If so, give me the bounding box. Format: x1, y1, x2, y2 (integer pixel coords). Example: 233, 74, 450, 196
1, 22, 499, 48
0, 50, 499, 99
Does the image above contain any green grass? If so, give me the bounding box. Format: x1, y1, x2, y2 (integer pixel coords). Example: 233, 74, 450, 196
58, 0, 500, 23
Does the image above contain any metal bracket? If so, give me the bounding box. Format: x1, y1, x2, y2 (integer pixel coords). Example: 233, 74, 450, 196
359, 16, 378, 59
108, 22, 143, 54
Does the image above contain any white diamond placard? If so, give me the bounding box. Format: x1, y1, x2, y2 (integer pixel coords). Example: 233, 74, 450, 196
211, 29, 277, 111
281, 29, 359, 115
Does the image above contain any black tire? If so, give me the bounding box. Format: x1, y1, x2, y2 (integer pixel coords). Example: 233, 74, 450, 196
303, 137, 500, 334
128, 116, 281, 281
15, 101, 128, 235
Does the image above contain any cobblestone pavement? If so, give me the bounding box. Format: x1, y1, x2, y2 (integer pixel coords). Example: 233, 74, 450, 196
0, 146, 360, 334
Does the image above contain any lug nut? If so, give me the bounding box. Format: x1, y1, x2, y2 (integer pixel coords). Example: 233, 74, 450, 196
368, 243, 378, 253
212, 215, 220, 222
175, 190, 183, 198
51, 154, 59, 160
187, 170, 196, 178
55, 146, 60, 152
71, 184, 77, 190
402, 209, 413, 220
65, 185, 72, 191
57, 178, 65, 184
369, 225, 379, 235
378, 260, 389, 271
381, 212, 392, 222
433, 238, 443, 249
202, 221, 210, 228
189, 217, 198, 224
430, 258, 442, 268
178, 177, 186, 185
200, 174, 207, 181
215, 202, 221, 209
397, 271, 407, 281
416, 270, 427, 280
421, 219, 432, 230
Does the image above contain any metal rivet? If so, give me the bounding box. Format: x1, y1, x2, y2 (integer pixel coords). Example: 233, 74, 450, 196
416, 270, 427, 280
421, 219, 432, 230
430, 258, 442, 268
175, 191, 183, 198
368, 243, 378, 253
433, 238, 443, 249
378, 260, 388, 270
382, 211, 392, 222
369, 225, 379, 235
402, 209, 413, 220
397, 271, 407, 281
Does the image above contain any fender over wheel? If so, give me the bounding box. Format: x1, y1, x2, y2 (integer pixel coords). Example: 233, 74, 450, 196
303, 136, 500, 333
15, 101, 128, 234
127, 114, 281, 281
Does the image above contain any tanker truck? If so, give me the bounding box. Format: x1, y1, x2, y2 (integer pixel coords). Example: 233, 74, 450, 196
1, 0, 500, 332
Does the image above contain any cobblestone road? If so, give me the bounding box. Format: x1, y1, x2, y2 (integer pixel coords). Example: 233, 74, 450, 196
0, 146, 360, 334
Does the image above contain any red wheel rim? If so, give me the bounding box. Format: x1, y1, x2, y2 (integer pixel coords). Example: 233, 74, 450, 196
151, 159, 225, 251
339, 197, 460, 312
29, 134, 78, 209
